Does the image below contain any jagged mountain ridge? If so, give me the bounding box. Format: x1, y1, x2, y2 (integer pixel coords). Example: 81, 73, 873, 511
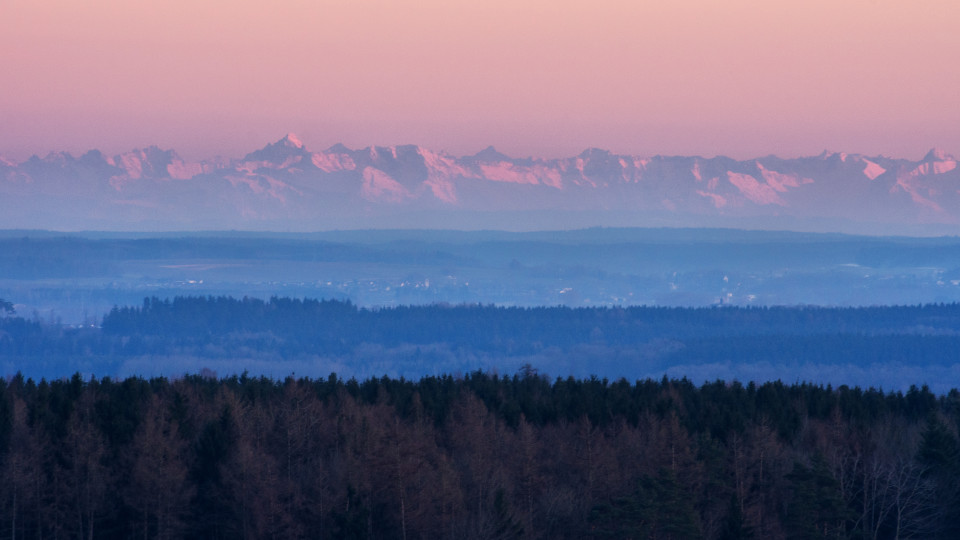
1, 134, 958, 232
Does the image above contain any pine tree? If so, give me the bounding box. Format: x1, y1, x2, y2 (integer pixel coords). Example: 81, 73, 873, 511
916, 416, 960, 539
783, 454, 850, 539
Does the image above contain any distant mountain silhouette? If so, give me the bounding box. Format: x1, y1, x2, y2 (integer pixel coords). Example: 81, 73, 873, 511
2, 135, 958, 232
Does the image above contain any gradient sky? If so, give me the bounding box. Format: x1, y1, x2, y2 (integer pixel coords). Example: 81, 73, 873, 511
2, 0, 958, 161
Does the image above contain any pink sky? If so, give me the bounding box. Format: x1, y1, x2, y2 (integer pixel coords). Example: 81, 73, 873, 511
2, 0, 958, 161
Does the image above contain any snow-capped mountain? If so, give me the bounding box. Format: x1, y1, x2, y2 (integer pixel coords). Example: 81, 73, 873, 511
2, 135, 959, 233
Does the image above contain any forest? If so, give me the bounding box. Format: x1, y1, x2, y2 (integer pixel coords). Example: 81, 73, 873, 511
0, 370, 958, 539
2, 297, 960, 538
4, 296, 960, 388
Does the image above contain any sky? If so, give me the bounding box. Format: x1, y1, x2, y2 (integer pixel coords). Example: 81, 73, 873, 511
2, 0, 958, 162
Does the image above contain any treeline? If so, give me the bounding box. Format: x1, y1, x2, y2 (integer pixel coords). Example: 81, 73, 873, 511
1, 371, 959, 539
97, 296, 960, 354
102, 296, 960, 341
8, 296, 960, 384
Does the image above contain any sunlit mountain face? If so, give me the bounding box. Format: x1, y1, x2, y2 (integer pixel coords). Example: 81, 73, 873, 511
2, 135, 958, 234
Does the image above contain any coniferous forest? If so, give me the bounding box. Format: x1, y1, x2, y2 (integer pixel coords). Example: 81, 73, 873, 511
2, 296, 960, 538
1, 371, 959, 539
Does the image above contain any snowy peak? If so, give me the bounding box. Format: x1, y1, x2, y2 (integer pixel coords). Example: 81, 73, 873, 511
817, 150, 849, 163
861, 159, 887, 180
3, 136, 960, 231
471, 146, 512, 163
281, 132, 304, 149
242, 134, 312, 165
107, 146, 204, 181
325, 143, 352, 154
40, 151, 76, 165
578, 148, 612, 159
924, 147, 954, 162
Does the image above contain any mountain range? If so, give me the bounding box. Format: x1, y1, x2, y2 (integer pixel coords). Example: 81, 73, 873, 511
2, 134, 959, 233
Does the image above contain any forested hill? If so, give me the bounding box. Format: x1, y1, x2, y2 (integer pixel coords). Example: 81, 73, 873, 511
102, 296, 960, 345
0, 371, 958, 539
4, 296, 960, 387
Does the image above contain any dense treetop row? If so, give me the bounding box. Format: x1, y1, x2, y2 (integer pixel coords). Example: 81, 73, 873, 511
1, 371, 958, 539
